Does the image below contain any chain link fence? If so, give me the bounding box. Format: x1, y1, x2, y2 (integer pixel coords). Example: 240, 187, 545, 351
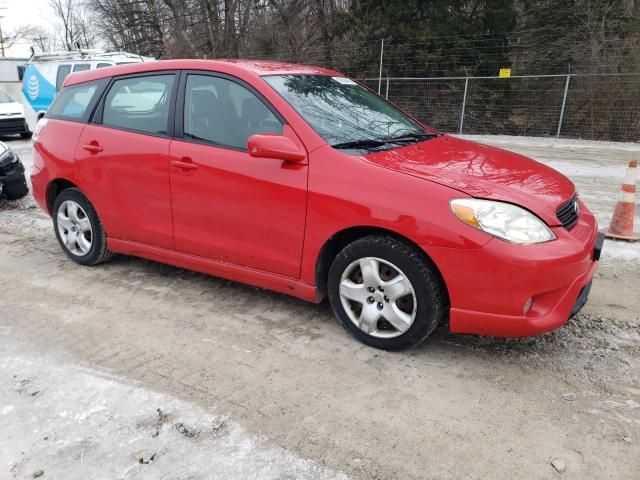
361, 73, 640, 142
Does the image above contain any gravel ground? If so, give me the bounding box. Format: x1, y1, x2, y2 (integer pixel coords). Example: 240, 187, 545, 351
1, 136, 639, 479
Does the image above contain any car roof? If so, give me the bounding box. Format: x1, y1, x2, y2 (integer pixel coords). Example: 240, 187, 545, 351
64, 59, 343, 87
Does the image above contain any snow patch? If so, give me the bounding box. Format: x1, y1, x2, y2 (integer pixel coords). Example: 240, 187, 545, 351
0, 354, 348, 480
542, 161, 626, 179
456, 134, 640, 152
600, 239, 640, 262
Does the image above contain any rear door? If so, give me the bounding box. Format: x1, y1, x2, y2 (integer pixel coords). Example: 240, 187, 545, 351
35, 80, 107, 201
75, 72, 177, 249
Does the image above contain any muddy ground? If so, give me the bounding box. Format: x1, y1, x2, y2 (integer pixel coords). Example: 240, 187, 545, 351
1, 137, 639, 479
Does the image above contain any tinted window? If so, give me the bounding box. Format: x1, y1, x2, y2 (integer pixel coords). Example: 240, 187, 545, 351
184, 74, 282, 149
73, 63, 90, 72
102, 74, 175, 135
48, 83, 98, 120
56, 65, 72, 91
96, 63, 112, 69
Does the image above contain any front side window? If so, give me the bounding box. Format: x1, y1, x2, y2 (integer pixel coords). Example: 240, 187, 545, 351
184, 74, 282, 150
56, 65, 72, 91
48, 82, 98, 120
102, 74, 175, 135
264, 75, 427, 149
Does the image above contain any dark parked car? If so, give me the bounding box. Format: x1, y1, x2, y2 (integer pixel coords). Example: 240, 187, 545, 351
0, 141, 28, 201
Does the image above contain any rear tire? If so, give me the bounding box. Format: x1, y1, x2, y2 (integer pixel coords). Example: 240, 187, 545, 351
328, 235, 446, 350
20, 132, 33, 139
52, 188, 113, 266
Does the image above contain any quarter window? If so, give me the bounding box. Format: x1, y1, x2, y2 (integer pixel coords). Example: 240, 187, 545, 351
48, 83, 98, 120
102, 74, 175, 135
183, 74, 282, 150
56, 65, 72, 91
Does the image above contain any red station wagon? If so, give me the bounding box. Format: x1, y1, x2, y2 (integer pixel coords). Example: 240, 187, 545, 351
31, 60, 604, 350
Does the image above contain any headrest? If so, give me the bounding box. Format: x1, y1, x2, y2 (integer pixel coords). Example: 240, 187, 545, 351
241, 96, 269, 123
190, 90, 218, 116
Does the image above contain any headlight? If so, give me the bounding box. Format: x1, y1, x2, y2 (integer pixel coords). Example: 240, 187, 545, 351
450, 198, 556, 244
0, 148, 18, 168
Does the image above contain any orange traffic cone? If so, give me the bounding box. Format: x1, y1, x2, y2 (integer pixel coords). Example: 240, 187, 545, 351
602, 160, 639, 241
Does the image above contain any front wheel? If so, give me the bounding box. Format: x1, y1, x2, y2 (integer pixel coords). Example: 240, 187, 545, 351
328, 236, 447, 350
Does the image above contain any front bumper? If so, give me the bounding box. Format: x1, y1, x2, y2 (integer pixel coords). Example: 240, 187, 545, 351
424, 202, 602, 337
0, 116, 29, 135
0, 158, 29, 200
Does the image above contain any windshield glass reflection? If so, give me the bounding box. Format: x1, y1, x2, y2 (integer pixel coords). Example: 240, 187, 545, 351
264, 75, 428, 149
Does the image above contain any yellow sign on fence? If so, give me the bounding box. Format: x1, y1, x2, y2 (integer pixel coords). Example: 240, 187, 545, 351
499, 68, 512, 78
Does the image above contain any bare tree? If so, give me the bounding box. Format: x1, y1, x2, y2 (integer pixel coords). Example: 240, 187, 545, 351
49, 0, 98, 50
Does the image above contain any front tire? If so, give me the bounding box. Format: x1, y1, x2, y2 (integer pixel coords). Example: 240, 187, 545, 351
52, 188, 113, 266
328, 236, 447, 350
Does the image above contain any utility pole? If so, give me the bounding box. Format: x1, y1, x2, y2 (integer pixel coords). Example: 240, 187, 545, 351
377, 38, 384, 94
0, 18, 5, 57
0, 6, 6, 57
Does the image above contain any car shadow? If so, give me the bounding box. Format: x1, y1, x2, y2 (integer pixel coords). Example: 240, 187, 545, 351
101, 252, 635, 376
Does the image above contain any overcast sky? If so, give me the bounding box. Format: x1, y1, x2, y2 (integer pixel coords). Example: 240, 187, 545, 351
2, 0, 51, 57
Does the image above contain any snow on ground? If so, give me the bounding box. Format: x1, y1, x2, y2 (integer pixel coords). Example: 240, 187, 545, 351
457, 134, 640, 153
539, 161, 627, 179
0, 333, 347, 480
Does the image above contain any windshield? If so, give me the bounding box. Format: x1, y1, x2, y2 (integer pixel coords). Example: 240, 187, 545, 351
0, 91, 15, 103
264, 75, 429, 150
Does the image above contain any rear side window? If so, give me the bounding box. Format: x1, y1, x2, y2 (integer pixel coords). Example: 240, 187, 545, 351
73, 63, 90, 72
97, 63, 112, 69
101, 74, 175, 135
56, 65, 72, 91
48, 83, 99, 120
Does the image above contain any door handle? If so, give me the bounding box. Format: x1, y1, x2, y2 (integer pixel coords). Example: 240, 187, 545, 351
82, 143, 103, 153
171, 159, 198, 171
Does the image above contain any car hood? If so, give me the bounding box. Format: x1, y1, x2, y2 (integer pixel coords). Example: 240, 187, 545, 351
0, 101, 23, 115
361, 135, 575, 225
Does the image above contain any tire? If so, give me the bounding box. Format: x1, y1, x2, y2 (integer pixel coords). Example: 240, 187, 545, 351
20, 132, 33, 139
327, 236, 447, 350
52, 188, 113, 266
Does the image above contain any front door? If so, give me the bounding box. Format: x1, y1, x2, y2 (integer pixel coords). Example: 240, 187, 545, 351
169, 72, 308, 278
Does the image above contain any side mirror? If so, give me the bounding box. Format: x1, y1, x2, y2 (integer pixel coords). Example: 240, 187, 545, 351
247, 134, 306, 163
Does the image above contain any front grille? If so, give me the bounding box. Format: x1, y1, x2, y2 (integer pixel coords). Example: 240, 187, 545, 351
0, 117, 27, 134
556, 195, 579, 229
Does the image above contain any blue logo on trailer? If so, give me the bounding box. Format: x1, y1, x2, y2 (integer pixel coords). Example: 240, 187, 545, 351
22, 64, 56, 113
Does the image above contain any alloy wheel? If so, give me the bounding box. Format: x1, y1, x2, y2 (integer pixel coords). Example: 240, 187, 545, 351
57, 200, 93, 256
338, 257, 417, 338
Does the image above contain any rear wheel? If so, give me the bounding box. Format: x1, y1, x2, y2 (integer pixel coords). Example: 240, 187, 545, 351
328, 236, 446, 350
52, 188, 113, 266
20, 132, 32, 139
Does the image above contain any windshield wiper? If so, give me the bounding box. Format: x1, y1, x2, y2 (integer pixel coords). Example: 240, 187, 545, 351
331, 139, 387, 150
331, 132, 438, 151
382, 132, 438, 143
